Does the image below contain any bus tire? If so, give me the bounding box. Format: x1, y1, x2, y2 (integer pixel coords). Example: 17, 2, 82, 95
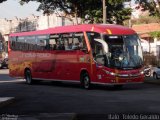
81, 72, 91, 89
25, 69, 33, 85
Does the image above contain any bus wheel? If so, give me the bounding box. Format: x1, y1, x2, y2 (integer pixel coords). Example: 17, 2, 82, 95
81, 72, 91, 89
25, 70, 33, 85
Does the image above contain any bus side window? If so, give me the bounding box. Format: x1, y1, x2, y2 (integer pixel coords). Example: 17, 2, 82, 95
49, 39, 57, 50
49, 34, 59, 50
80, 35, 87, 50
61, 33, 73, 51
37, 35, 48, 51
11, 37, 18, 51
60, 37, 65, 50
64, 38, 70, 50
68, 38, 73, 50
17, 36, 25, 51
25, 36, 37, 51
10, 37, 16, 50
72, 32, 86, 50
72, 37, 80, 50
56, 39, 65, 50
23, 36, 29, 51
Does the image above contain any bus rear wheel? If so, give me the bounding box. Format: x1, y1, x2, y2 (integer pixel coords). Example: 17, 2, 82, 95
25, 70, 33, 85
81, 72, 91, 89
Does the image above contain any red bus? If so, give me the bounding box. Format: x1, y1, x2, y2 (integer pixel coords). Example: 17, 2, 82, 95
9, 24, 144, 89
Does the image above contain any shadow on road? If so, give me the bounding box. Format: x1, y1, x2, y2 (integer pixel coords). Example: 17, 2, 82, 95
15, 79, 154, 91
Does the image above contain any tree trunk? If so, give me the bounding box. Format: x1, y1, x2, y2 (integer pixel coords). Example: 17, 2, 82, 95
74, 6, 78, 25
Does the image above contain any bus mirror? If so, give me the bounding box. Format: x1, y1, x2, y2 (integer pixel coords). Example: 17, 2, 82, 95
94, 39, 108, 53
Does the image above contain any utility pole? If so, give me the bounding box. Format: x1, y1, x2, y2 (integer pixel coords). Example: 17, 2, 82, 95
103, 0, 106, 24
129, 1, 131, 28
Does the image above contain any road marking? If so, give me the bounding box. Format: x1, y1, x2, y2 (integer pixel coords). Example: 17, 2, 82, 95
0, 79, 25, 83
0, 97, 15, 108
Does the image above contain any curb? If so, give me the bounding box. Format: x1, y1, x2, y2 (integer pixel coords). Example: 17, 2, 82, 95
0, 97, 15, 108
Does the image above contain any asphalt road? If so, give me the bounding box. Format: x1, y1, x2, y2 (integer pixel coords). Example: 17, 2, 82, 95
1, 69, 160, 119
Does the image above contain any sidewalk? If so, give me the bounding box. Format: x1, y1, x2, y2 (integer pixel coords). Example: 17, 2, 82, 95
0, 97, 15, 108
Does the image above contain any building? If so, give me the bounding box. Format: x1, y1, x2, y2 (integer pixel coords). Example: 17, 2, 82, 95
37, 14, 76, 30
132, 23, 160, 65
0, 13, 79, 43
132, 23, 160, 55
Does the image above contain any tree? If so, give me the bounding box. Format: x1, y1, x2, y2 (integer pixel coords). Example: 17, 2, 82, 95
106, 0, 132, 24
19, 0, 132, 25
0, 0, 6, 3
134, 0, 160, 18
150, 31, 160, 39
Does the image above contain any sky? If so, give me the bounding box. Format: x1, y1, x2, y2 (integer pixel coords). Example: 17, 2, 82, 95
0, 0, 137, 20
0, 0, 42, 19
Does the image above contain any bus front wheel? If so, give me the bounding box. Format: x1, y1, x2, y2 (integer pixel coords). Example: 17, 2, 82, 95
25, 70, 33, 85
81, 72, 91, 89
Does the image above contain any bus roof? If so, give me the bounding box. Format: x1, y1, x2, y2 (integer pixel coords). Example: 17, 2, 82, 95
9, 24, 136, 37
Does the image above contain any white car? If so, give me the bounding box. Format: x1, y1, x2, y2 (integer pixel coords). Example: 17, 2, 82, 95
152, 67, 160, 79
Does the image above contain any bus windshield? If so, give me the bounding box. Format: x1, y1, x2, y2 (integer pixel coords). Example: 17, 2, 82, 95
93, 34, 143, 69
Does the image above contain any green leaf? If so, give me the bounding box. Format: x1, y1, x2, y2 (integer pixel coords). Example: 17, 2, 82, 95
150, 31, 160, 38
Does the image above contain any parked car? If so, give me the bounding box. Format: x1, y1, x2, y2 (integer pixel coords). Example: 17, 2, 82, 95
152, 67, 160, 79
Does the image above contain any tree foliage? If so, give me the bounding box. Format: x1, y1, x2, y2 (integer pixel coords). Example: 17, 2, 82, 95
131, 16, 160, 25
1, 0, 160, 24
150, 31, 160, 38
134, 0, 160, 18
19, 0, 132, 25
0, 0, 7, 3
107, 0, 132, 24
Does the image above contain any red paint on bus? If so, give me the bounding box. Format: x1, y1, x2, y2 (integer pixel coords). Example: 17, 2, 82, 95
9, 24, 144, 88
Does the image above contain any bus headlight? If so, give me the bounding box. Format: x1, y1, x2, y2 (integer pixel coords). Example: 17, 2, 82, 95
103, 69, 116, 76
140, 70, 144, 75
110, 72, 116, 76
